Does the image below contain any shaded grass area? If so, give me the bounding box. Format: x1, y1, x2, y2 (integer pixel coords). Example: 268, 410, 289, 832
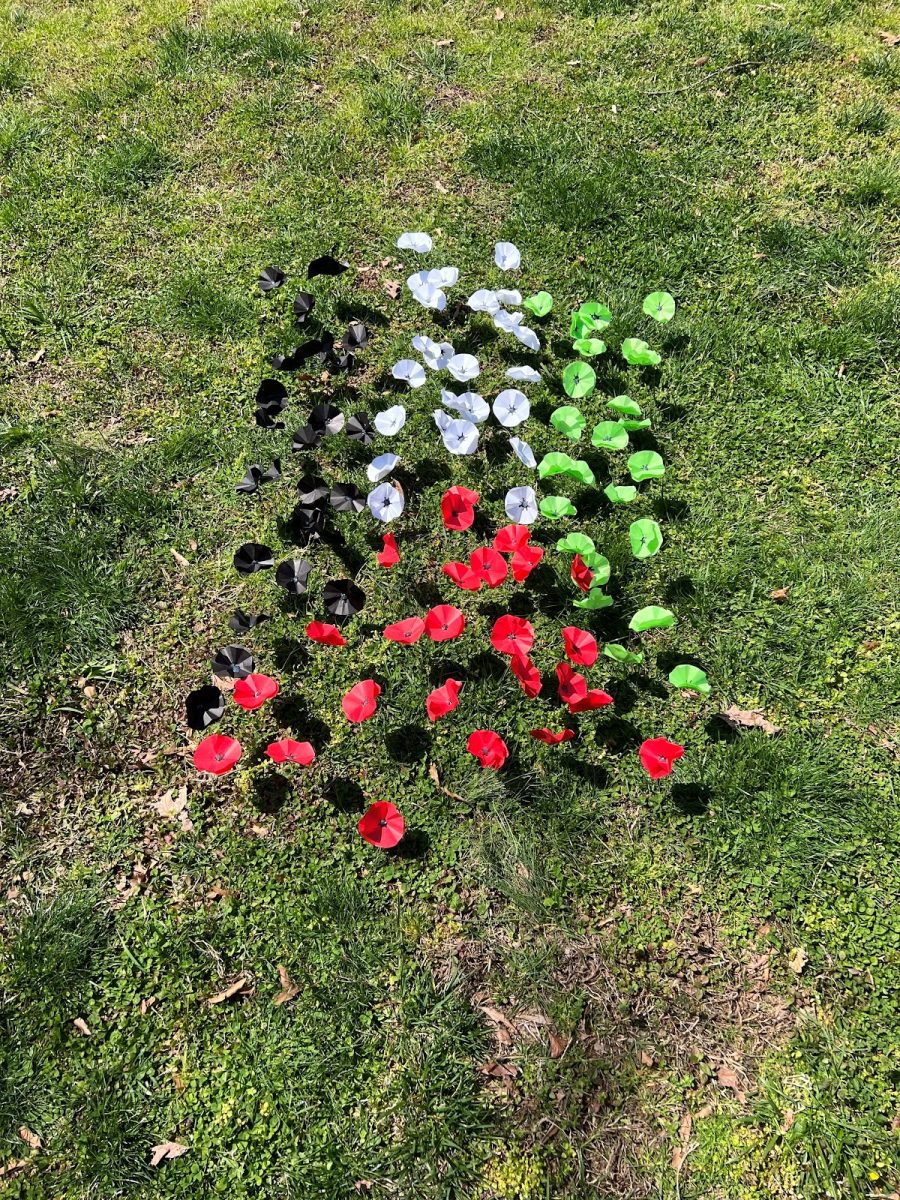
1, 0, 899, 1195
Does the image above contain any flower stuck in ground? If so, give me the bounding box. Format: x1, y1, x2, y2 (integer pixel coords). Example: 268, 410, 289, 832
639, 737, 684, 779
194, 734, 242, 775
467, 729, 509, 769
358, 801, 405, 848
342, 680, 382, 722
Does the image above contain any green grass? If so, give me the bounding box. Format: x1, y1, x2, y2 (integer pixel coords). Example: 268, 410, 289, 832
1, 0, 899, 1196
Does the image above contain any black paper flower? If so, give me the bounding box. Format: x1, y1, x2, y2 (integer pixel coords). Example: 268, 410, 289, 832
258, 266, 285, 292
292, 424, 323, 451
343, 321, 368, 350
330, 483, 365, 513
289, 502, 327, 545
186, 684, 225, 731
275, 558, 312, 594
297, 475, 329, 507
270, 340, 322, 372
254, 379, 288, 427
346, 413, 375, 445
212, 645, 255, 678
307, 254, 349, 278
293, 291, 316, 322
236, 460, 281, 495
323, 579, 365, 618
233, 543, 274, 574
229, 609, 269, 633
310, 403, 345, 435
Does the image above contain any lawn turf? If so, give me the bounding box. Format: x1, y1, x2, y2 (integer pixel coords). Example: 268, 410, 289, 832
1, 0, 899, 1196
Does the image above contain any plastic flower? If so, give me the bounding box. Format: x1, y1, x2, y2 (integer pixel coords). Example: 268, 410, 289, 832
441, 486, 479, 531
233, 673, 280, 711
510, 652, 541, 698
530, 728, 575, 745
470, 547, 508, 588
571, 554, 594, 592
639, 737, 684, 779
377, 533, 400, 568
490, 615, 534, 656
384, 617, 426, 644
342, 680, 381, 722
467, 729, 509, 769
194, 734, 242, 775
443, 561, 482, 591
266, 739, 315, 765
358, 801, 405, 848
568, 689, 613, 714
306, 621, 347, 646
510, 543, 543, 582
425, 605, 465, 641
493, 524, 531, 554
562, 627, 598, 667
426, 678, 463, 721
556, 663, 587, 705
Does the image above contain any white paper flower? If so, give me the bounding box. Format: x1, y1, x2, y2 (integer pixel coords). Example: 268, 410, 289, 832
504, 485, 539, 524
467, 289, 500, 314
426, 266, 458, 288
397, 231, 432, 253
447, 353, 480, 382
374, 405, 407, 436
368, 481, 405, 522
492, 388, 530, 427
441, 418, 480, 455
513, 324, 541, 352
392, 358, 427, 389
509, 437, 537, 468
494, 241, 521, 271
433, 409, 453, 433
496, 289, 522, 307
507, 365, 542, 383
407, 271, 446, 310
413, 334, 454, 370
493, 309, 524, 334
441, 388, 490, 423
367, 453, 400, 482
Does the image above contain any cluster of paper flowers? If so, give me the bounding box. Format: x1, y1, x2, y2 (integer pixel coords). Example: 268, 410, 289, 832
181, 237, 699, 852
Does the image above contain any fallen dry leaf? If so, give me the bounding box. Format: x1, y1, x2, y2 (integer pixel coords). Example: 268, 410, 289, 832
17, 1127, 41, 1151
73, 1017, 91, 1036
171, 549, 190, 570
671, 1144, 688, 1172
273, 965, 300, 1006
206, 977, 249, 1005
639, 1050, 655, 1067
140, 996, 157, 1014
720, 705, 781, 736
26, 348, 46, 366
434, 37, 454, 47
480, 1005, 517, 1034
548, 1031, 570, 1059
715, 1064, 746, 1101
770, 586, 790, 602
788, 946, 809, 974
149, 1141, 188, 1167
782, 1109, 796, 1132
383, 279, 401, 299
877, 29, 900, 46
155, 787, 187, 819
479, 1059, 517, 1078
695, 1104, 713, 1120
678, 1112, 692, 1143
0, 1159, 31, 1179
494, 6, 505, 18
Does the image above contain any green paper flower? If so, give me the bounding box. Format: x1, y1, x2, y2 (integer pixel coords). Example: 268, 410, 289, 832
621, 337, 661, 366
570, 301, 612, 339
568, 459, 596, 486
540, 495, 577, 519
629, 605, 675, 632
563, 361, 596, 399
627, 450, 665, 481
607, 395, 641, 418
556, 532, 595, 556
603, 644, 644, 665
574, 589, 614, 611
572, 337, 606, 356
669, 664, 711, 695
591, 421, 629, 452
550, 406, 586, 440
629, 518, 664, 560
642, 291, 675, 322
603, 483, 637, 504
523, 291, 553, 317
539, 451, 576, 479
580, 552, 611, 586
621, 418, 652, 431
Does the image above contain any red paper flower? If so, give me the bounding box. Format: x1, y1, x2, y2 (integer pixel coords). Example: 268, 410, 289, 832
377, 533, 400, 568
571, 554, 594, 592
510, 543, 543, 582
493, 524, 531, 554
266, 738, 315, 765
426, 678, 463, 722
531, 728, 575, 745
424, 604, 465, 642
562, 626, 598, 667
441, 485, 479, 531
342, 679, 381, 722
358, 800, 405, 848
556, 662, 587, 705
466, 729, 509, 769
384, 617, 426, 644
568, 689, 613, 714
233, 673, 280, 711
490, 615, 535, 656
470, 547, 508, 588
306, 621, 347, 647
443, 561, 482, 591
194, 733, 242, 775
639, 737, 685, 780
510, 652, 541, 698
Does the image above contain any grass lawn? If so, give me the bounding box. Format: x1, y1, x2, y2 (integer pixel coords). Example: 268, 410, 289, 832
1, 0, 899, 1195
